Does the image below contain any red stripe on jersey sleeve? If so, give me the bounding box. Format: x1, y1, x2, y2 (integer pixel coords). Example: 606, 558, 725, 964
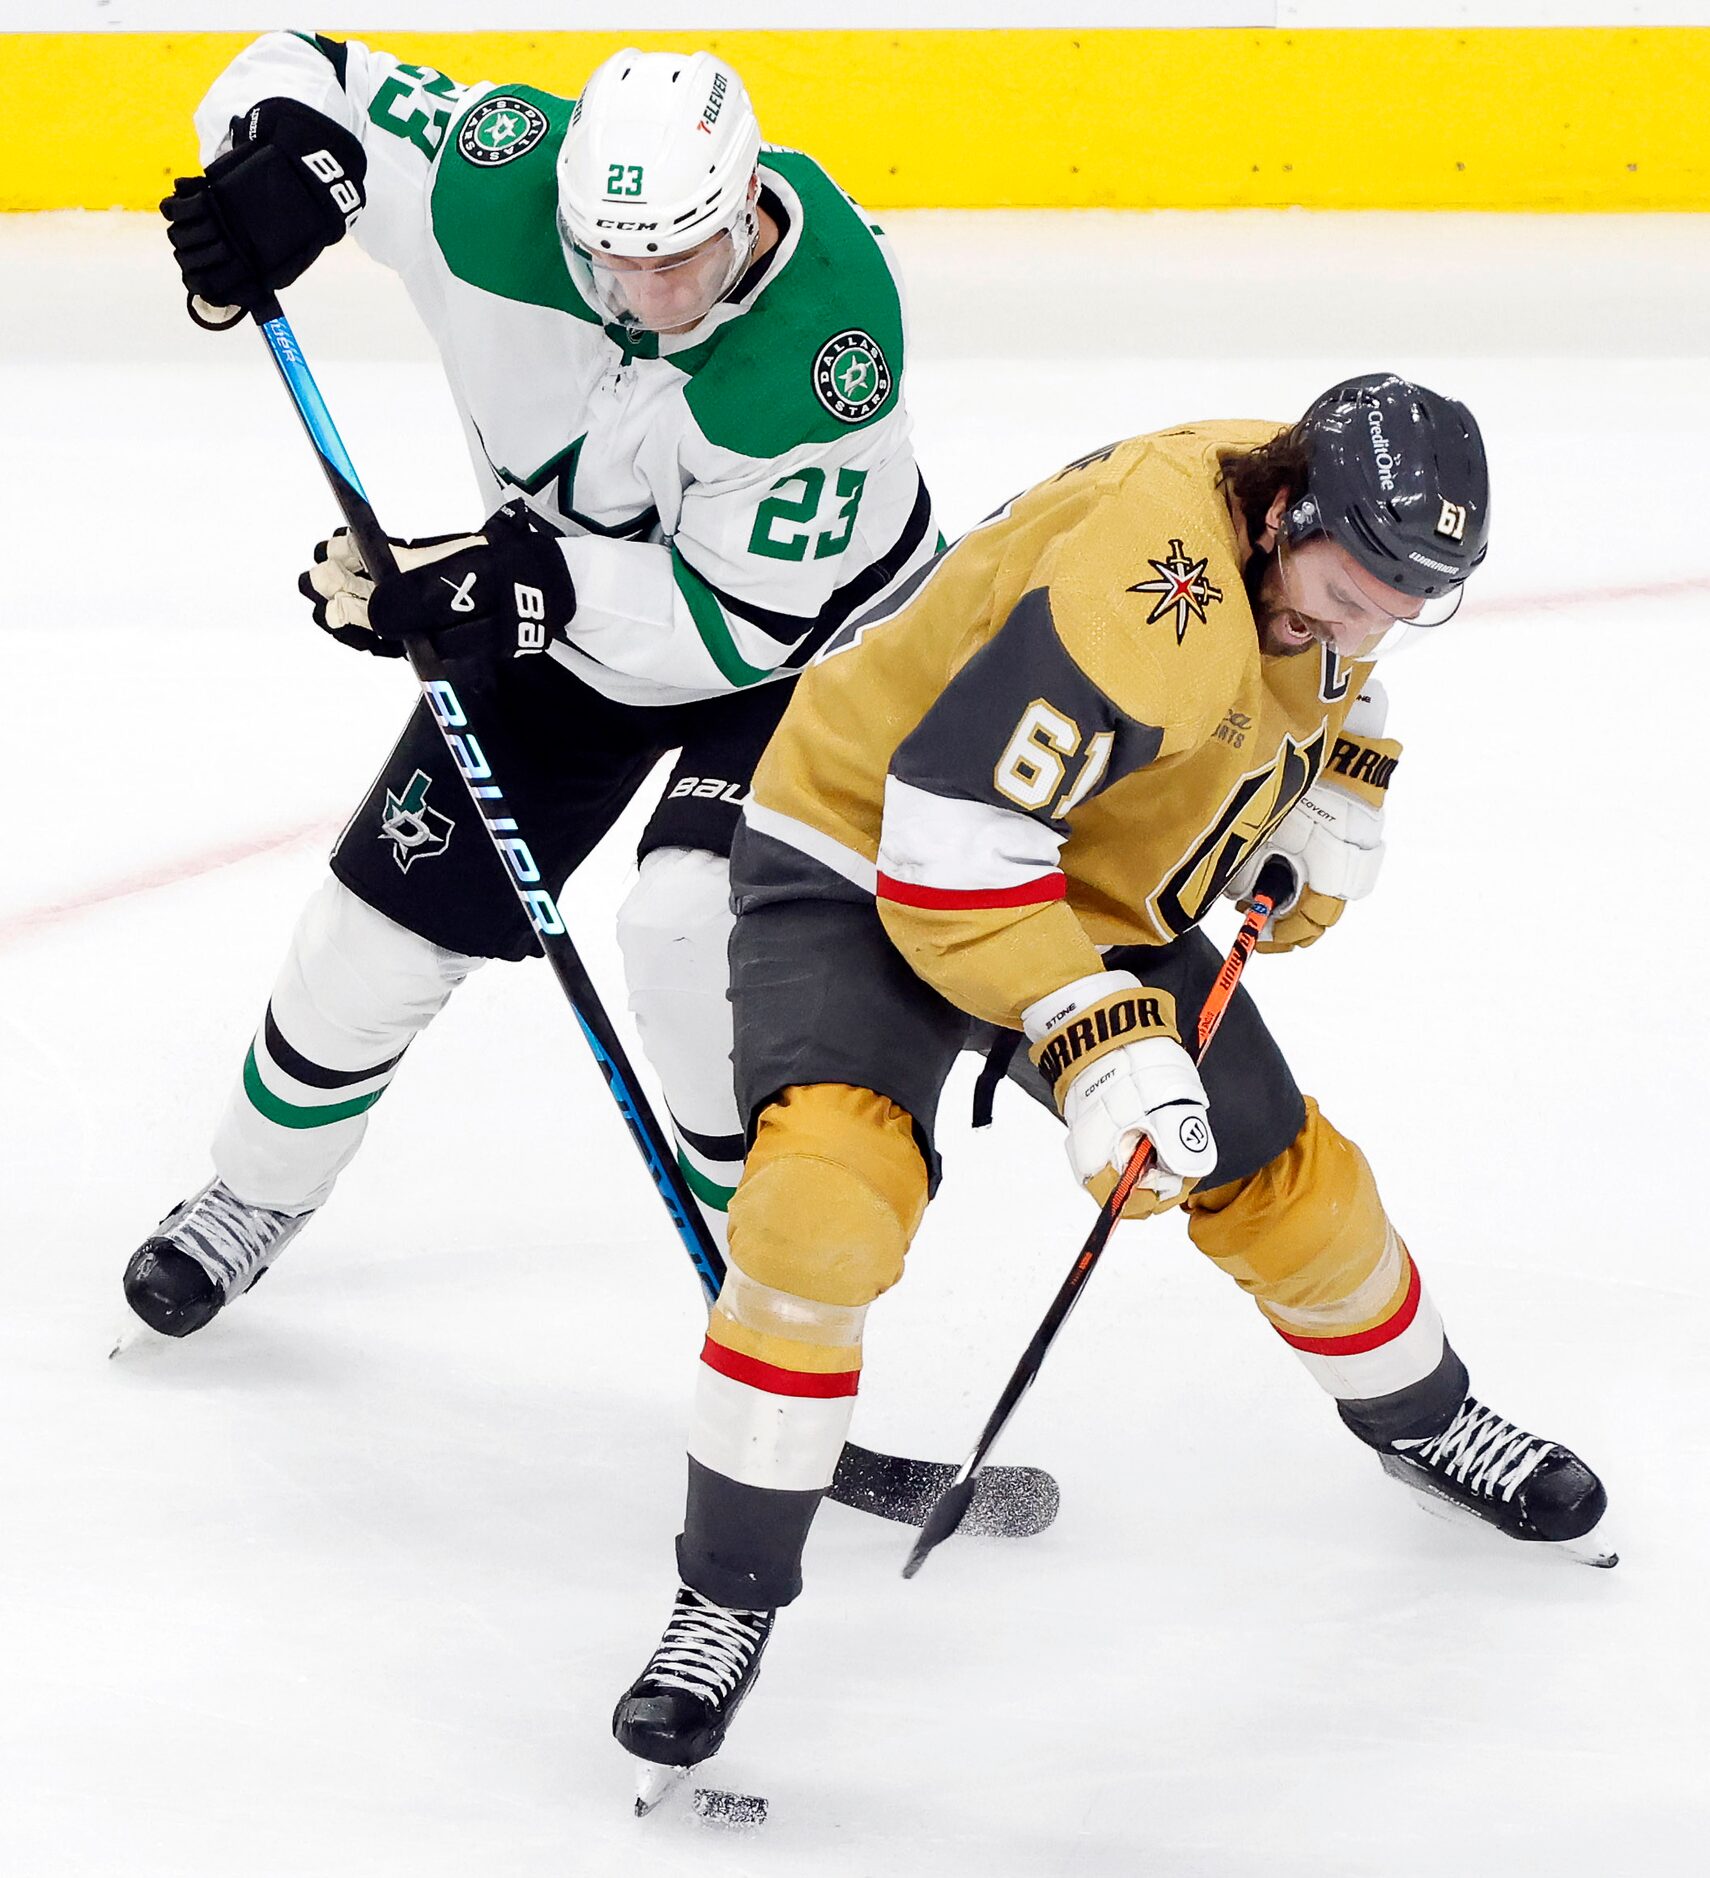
700, 1337, 862, 1398
875, 871, 1066, 911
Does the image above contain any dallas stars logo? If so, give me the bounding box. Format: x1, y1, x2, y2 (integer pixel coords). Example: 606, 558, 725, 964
1128, 538, 1224, 645
379, 769, 453, 872
813, 330, 893, 424
457, 95, 549, 168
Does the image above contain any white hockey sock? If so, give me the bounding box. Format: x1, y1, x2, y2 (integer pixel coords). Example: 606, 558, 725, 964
211, 876, 480, 1213
617, 846, 746, 1253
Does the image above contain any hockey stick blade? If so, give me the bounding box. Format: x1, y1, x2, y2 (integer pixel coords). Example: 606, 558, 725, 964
836, 1442, 1058, 1539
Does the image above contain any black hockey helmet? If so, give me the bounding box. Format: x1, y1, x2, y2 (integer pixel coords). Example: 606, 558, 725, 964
1282, 374, 1489, 606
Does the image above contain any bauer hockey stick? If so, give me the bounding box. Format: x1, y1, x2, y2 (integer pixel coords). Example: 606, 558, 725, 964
248, 294, 1058, 1538
902, 858, 1294, 1577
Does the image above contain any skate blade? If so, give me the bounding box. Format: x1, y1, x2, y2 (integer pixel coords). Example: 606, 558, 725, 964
633, 1763, 688, 1817
108, 1316, 172, 1360
632, 1762, 769, 1827
1381, 1455, 1620, 1569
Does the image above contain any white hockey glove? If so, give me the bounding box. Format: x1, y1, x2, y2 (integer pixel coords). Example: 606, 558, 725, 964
1226, 680, 1401, 953
1024, 970, 1217, 1215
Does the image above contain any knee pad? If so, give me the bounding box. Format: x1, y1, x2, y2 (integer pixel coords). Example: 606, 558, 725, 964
616, 847, 733, 996
616, 848, 739, 1138
1185, 1096, 1391, 1316
274, 876, 479, 1066
727, 1084, 929, 1310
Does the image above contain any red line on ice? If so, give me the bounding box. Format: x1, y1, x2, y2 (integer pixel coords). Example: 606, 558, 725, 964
1477, 575, 1710, 616
3, 575, 1704, 951
0, 816, 339, 949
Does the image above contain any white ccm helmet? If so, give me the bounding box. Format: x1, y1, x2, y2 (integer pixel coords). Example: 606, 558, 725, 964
556, 49, 763, 334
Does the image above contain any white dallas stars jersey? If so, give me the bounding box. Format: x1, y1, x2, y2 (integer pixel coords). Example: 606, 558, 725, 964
199, 33, 934, 707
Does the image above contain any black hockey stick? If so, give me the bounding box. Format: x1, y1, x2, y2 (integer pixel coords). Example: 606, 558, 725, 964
249, 293, 1058, 1538
902, 860, 1292, 1576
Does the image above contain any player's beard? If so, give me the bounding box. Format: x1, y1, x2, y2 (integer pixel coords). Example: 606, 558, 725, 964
1244, 549, 1316, 660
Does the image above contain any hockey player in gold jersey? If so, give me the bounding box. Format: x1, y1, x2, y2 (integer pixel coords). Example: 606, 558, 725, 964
612, 376, 1613, 1774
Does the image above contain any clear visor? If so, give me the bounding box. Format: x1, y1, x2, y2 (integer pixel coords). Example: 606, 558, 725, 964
564, 227, 743, 335
1276, 530, 1465, 661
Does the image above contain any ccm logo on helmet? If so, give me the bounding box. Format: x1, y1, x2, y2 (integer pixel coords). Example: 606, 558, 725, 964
597, 219, 660, 231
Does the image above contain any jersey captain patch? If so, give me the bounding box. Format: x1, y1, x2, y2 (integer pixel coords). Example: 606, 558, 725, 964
1127, 538, 1224, 645
457, 94, 549, 167
813, 330, 892, 423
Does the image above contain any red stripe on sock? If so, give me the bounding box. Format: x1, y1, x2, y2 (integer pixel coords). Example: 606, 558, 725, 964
700, 1337, 861, 1399
876, 871, 1065, 910
1272, 1256, 1422, 1355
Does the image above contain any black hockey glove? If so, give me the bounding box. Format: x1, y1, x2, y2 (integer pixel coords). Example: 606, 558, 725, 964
300, 526, 482, 658
363, 502, 578, 663
161, 98, 366, 322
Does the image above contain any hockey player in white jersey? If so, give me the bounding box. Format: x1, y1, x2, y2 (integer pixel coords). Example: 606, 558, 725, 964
124, 35, 937, 1332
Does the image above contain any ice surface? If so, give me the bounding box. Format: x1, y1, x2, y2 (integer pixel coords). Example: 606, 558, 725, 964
2, 209, 1706, 1877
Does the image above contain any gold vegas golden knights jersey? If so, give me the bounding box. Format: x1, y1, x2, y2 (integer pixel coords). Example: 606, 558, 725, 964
739, 421, 1389, 1030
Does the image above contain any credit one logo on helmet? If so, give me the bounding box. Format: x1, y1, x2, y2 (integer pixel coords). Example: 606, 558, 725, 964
457, 96, 549, 167
813, 331, 892, 424
1366, 407, 1399, 492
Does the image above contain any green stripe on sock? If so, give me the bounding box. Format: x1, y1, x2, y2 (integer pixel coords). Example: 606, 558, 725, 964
676, 1148, 737, 1212
672, 550, 775, 689
243, 1046, 387, 1130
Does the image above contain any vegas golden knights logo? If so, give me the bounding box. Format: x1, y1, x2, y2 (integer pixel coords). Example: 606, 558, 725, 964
1151, 728, 1327, 937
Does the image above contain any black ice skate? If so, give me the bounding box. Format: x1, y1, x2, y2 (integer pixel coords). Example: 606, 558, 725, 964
1379, 1394, 1615, 1568
121, 1179, 311, 1339
614, 1584, 775, 1791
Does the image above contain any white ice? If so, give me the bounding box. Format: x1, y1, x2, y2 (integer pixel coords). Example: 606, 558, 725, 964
2, 208, 1706, 1878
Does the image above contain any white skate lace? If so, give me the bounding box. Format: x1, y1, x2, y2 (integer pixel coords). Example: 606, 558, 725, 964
1397, 1397, 1550, 1504
643, 1588, 771, 1704
167, 1180, 298, 1295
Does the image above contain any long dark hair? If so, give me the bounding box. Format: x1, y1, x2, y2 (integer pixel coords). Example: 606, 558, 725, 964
1217, 427, 1312, 553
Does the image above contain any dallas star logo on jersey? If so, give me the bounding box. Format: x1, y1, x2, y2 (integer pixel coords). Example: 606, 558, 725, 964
813, 330, 892, 424
457, 95, 549, 168
379, 770, 454, 872
1128, 539, 1225, 645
